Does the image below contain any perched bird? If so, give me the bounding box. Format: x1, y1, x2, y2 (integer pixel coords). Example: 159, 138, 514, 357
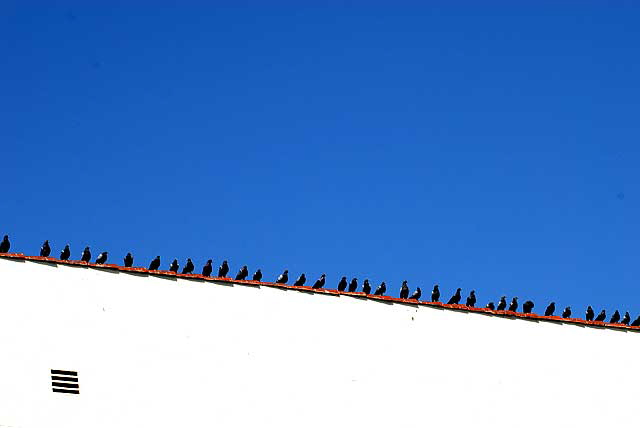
218, 260, 229, 278
312, 274, 326, 289
276, 270, 288, 284
337, 276, 348, 292
544, 302, 556, 316
609, 310, 621, 324
252, 269, 262, 281
348, 278, 358, 293
465, 290, 476, 307
486, 302, 496, 310
562, 306, 572, 318
0, 235, 10, 253
621, 311, 631, 325
508, 297, 518, 312
447, 288, 462, 305
168, 259, 178, 272
522, 300, 534, 314
293, 273, 306, 287
497, 296, 507, 311
585, 306, 594, 321
202, 260, 213, 277
631, 316, 640, 327
235, 266, 249, 281
81, 247, 91, 262
431, 285, 440, 302
149, 256, 161, 271
123, 253, 134, 267
95, 252, 108, 264
374, 281, 386, 296
399, 281, 409, 299
40, 240, 51, 257
182, 259, 194, 274
60, 244, 71, 260
409, 287, 421, 300
362, 279, 371, 295
595, 310, 606, 322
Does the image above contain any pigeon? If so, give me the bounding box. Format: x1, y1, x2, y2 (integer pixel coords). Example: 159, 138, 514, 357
362, 279, 371, 295
399, 281, 409, 299
235, 265, 249, 280
252, 269, 262, 281
544, 302, 555, 316
409, 287, 421, 300
40, 240, 51, 257
562, 306, 572, 318
0, 235, 10, 253
218, 260, 229, 278
150, 256, 161, 271
374, 281, 386, 296
348, 278, 358, 293
95, 252, 108, 264
276, 270, 288, 284
431, 285, 440, 302
585, 306, 594, 321
522, 300, 534, 314
631, 316, 640, 327
202, 259, 213, 277
486, 302, 495, 310
182, 258, 194, 274
293, 273, 306, 287
621, 311, 631, 325
337, 276, 348, 291
609, 310, 621, 324
312, 274, 326, 289
124, 253, 134, 267
595, 309, 606, 322
447, 288, 462, 305
497, 296, 507, 311
508, 297, 518, 312
168, 259, 178, 272
465, 290, 476, 307
60, 245, 71, 260
81, 247, 91, 262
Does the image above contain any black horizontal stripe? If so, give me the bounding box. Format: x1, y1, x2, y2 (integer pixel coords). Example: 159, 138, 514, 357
51, 376, 78, 382
51, 369, 77, 376
52, 382, 79, 389
53, 388, 79, 394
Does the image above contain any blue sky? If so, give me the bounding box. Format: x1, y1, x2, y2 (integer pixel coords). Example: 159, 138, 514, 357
2, 3, 639, 318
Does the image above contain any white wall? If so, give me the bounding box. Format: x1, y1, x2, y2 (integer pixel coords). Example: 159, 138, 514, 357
0, 257, 637, 428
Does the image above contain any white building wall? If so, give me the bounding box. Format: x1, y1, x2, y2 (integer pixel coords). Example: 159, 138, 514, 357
0, 257, 637, 428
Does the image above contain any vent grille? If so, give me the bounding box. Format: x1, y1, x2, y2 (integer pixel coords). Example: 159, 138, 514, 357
51, 369, 79, 394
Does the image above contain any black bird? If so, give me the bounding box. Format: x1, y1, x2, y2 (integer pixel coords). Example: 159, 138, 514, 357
337, 276, 348, 291
276, 270, 288, 284
293, 273, 306, 287
218, 260, 229, 278
252, 269, 262, 281
124, 253, 134, 267
81, 247, 91, 262
374, 281, 386, 296
60, 244, 71, 260
562, 306, 572, 318
348, 278, 358, 293
40, 240, 51, 257
235, 265, 249, 281
508, 297, 518, 312
0, 235, 10, 253
362, 279, 371, 295
409, 287, 421, 300
447, 288, 462, 305
431, 285, 440, 302
631, 316, 640, 327
522, 300, 534, 314
168, 259, 178, 272
95, 252, 108, 264
465, 290, 476, 307
595, 309, 606, 322
544, 302, 555, 316
486, 302, 496, 310
399, 281, 409, 299
497, 296, 507, 311
312, 274, 326, 289
609, 310, 621, 324
150, 256, 161, 271
585, 306, 594, 321
182, 258, 194, 274
621, 311, 631, 325
202, 259, 213, 277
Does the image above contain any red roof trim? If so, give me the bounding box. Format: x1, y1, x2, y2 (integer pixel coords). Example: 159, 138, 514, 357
1, 253, 637, 333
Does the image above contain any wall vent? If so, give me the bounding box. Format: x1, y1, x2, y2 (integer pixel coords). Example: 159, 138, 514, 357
51, 369, 79, 394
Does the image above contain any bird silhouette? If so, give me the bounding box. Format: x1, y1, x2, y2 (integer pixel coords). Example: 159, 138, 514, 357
508, 297, 518, 312
486, 302, 495, 310
293, 273, 306, 287
40, 240, 51, 257
312, 274, 326, 289
431, 285, 440, 302
276, 270, 288, 284
522, 300, 534, 314
621, 311, 631, 325
631, 316, 640, 327
202, 260, 213, 277
337, 276, 348, 291
465, 290, 476, 307
374, 281, 386, 296
595, 310, 606, 322
60, 245, 70, 260
399, 281, 409, 299
218, 260, 229, 278
80, 247, 91, 262
252, 269, 262, 281
150, 256, 161, 271
182, 258, 194, 274
562, 306, 572, 318
124, 253, 134, 267
497, 296, 507, 311
544, 302, 555, 316
168, 259, 179, 272
447, 288, 462, 304
409, 287, 421, 300
609, 310, 621, 324
0, 235, 10, 253
585, 306, 594, 321
362, 279, 371, 294
95, 252, 108, 264
235, 266, 249, 280
348, 278, 358, 293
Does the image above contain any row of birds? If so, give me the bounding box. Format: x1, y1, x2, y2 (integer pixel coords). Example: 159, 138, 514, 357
2, 235, 639, 326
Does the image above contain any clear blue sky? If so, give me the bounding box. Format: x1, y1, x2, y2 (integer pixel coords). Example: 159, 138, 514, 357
2, 3, 639, 317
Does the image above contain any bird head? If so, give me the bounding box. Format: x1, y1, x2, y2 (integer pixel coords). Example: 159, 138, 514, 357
456, 288, 461, 293
284, 270, 288, 274
207, 259, 212, 264
321, 273, 325, 277
512, 297, 518, 301
223, 260, 228, 264
3, 235, 8, 240
402, 280, 407, 286
470, 290, 475, 295
434, 284, 439, 290
416, 287, 421, 292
